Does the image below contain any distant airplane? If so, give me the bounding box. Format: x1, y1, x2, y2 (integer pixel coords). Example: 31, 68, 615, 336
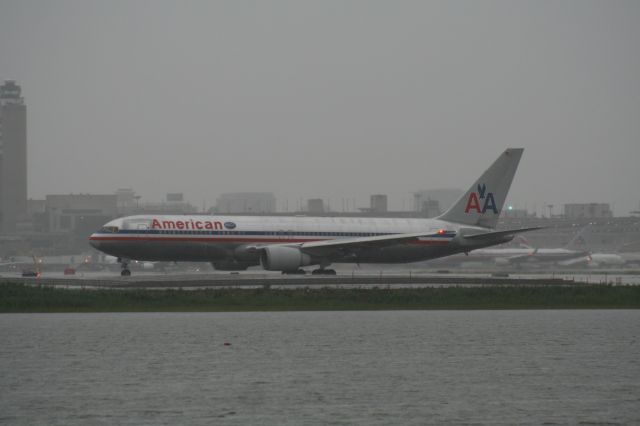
89, 148, 540, 276
489, 232, 592, 266
0, 255, 42, 277
421, 230, 589, 267
550, 231, 640, 268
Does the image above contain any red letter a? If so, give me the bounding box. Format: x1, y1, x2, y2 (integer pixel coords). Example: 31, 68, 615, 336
465, 193, 481, 213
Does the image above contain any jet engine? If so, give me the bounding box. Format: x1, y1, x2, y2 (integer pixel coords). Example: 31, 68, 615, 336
260, 246, 314, 271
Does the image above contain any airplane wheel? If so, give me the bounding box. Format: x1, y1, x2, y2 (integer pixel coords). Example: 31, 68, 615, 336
324, 269, 337, 275
121, 269, 131, 277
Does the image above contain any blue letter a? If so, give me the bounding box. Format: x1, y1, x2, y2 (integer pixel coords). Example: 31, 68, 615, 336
482, 192, 498, 214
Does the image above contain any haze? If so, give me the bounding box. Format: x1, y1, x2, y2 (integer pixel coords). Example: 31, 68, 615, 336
1, 0, 638, 214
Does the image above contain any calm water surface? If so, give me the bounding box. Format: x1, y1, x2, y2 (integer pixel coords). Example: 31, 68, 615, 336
1, 311, 638, 425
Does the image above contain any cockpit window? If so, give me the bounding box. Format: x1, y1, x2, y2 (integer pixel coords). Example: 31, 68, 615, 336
100, 226, 119, 233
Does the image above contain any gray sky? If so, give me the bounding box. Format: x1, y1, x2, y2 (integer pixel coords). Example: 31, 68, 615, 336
1, 0, 638, 215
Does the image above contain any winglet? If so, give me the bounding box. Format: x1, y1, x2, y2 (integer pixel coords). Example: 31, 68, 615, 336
437, 148, 523, 229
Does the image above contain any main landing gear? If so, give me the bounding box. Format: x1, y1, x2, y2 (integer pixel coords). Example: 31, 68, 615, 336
118, 258, 131, 276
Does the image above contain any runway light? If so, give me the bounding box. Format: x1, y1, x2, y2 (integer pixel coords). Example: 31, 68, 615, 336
508, 205, 513, 211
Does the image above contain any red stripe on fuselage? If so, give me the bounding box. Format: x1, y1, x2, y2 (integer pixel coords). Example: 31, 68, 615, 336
89, 235, 452, 245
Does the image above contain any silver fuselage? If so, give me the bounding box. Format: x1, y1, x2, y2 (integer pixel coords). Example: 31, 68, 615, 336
89, 215, 499, 265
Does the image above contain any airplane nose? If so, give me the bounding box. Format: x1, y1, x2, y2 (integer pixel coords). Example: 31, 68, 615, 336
89, 235, 101, 250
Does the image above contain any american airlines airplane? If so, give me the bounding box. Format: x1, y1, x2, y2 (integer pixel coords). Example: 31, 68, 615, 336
89, 148, 539, 276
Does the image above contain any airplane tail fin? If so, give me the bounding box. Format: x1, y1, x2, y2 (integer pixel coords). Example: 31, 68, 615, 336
437, 148, 523, 229
516, 235, 534, 249
564, 225, 591, 251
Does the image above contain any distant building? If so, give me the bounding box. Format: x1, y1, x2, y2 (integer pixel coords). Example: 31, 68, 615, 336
370, 194, 388, 213
414, 189, 463, 215
137, 199, 196, 215
26, 199, 47, 232
215, 192, 276, 214
307, 199, 325, 214
46, 194, 118, 234
502, 208, 532, 219
136, 192, 195, 214
564, 203, 613, 219
115, 188, 139, 214
0, 81, 27, 233
166, 193, 184, 202
27, 199, 46, 217
421, 199, 441, 218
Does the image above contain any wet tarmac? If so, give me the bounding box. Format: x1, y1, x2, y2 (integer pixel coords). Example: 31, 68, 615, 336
2, 269, 639, 289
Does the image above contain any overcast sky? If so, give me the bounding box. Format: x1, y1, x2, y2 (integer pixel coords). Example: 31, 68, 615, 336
1, 0, 638, 215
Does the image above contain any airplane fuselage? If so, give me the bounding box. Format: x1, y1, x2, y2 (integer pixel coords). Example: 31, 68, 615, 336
89, 214, 497, 266
89, 149, 530, 274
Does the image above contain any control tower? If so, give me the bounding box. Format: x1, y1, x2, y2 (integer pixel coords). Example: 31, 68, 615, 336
0, 80, 27, 233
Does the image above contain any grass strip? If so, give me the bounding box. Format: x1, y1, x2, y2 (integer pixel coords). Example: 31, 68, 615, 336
1, 283, 639, 312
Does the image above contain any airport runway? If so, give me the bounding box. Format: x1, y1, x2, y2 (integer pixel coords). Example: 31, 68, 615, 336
3, 270, 639, 289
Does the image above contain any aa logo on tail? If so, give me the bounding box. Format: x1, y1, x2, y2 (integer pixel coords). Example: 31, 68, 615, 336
465, 183, 498, 214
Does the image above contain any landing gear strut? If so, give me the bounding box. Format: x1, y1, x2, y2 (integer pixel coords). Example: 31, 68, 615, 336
118, 257, 131, 276
312, 259, 337, 275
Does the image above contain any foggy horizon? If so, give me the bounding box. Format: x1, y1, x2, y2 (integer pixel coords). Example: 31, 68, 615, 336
1, 1, 638, 215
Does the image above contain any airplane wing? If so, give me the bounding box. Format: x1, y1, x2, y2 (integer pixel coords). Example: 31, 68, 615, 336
298, 231, 449, 257
245, 231, 453, 257
246, 227, 542, 258
298, 227, 544, 253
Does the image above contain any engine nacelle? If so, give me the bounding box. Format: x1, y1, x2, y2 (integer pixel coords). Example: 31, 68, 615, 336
260, 246, 314, 272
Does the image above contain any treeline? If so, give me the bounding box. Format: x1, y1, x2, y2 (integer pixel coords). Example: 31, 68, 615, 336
0, 283, 639, 312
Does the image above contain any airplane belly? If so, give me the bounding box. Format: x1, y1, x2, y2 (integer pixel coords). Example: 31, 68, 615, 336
95, 240, 235, 262
343, 244, 454, 264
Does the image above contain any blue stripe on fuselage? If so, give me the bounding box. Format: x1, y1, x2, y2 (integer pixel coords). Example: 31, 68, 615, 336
98, 229, 456, 239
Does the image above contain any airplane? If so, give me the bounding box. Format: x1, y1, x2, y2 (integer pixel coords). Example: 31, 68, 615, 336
484, 232, 591, 266
417, 231, 589, 268
545, 231, 640, 269
0, 255, 43, 276
89, 148, 540, 276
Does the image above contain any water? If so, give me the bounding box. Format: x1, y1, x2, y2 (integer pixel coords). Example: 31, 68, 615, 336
1, 311, 638, 425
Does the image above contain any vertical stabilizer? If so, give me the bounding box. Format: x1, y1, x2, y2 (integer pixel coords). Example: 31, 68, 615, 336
565, 225, 592, 250
437, 148, 523, 229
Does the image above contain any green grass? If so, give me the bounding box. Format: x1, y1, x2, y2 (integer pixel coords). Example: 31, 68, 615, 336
1, 283, 639, 312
